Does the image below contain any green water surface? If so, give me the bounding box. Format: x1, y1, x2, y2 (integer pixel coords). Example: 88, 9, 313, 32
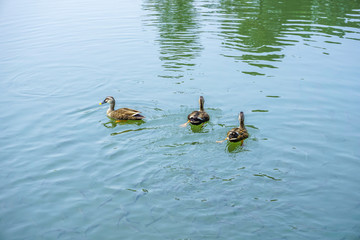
1, 0, 360, 239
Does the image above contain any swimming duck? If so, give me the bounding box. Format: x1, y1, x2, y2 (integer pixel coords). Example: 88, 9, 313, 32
99, 96, 145, 121
180, 96, 210, 127
217, 112, 248, 145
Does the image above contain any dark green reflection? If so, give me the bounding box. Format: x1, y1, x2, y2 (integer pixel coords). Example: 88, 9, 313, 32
143, 0, 360, 75
143, 0, 202, 78
103, 119, 145, 128
111, 127, 156, 136
217, 0, 289, 71
226, 141, 247, 153
253, 173, 281, 181
215, 0, 360, 72
189, 123, 210, 133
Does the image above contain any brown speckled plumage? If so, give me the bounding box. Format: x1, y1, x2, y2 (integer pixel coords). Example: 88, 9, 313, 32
227, 112, 248, 143
187, 96, 209, 125
100, 96, 145, 120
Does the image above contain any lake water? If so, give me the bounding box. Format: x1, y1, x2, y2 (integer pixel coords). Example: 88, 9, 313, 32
1, 0, 360, 239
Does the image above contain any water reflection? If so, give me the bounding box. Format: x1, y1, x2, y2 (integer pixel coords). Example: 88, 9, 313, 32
214, 0, 360, 73
253, 173, 281, 181
143, 0, 360, 76
226, 141, 249, 153
143, 0, 202, 79
189, 123, 210, 133
111, 127, 154, 136
217, 0, 286, 71
103, 119, 145, 128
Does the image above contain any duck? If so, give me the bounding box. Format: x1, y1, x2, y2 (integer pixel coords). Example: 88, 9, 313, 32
180, 96, 210, 127
99, 96, 145, 121
217, 112, 248, 145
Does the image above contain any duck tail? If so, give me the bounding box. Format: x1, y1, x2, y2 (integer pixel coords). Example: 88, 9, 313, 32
133, 113, 145, 120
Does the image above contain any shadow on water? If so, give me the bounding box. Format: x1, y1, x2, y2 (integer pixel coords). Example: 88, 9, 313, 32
142, 0, 202, 79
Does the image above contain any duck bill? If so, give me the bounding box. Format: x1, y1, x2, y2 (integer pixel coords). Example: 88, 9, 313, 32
99, 100, 106, 105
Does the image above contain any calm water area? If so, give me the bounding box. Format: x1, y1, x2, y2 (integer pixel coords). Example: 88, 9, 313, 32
1, 0, 360, 239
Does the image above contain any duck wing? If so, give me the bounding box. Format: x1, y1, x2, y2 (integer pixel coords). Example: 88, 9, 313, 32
117, 108, 141, 114
110, 108, 145, 120
227, 128, 248, 142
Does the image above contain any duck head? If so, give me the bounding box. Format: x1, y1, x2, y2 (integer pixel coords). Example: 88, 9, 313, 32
99, 96, 115, 105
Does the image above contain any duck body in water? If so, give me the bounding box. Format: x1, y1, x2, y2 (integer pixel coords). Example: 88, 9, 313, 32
99, 96, 145, 120
217, 112, 248, 145
181, 96, 210, 127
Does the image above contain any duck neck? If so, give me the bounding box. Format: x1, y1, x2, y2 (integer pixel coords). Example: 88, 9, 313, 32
239, 112, 245, 129
108, 102, 115, 112
199, 100, 204, 112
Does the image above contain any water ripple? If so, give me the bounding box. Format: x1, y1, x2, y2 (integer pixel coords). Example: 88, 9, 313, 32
5, 64, 111, 98
143, 0, 360, 76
